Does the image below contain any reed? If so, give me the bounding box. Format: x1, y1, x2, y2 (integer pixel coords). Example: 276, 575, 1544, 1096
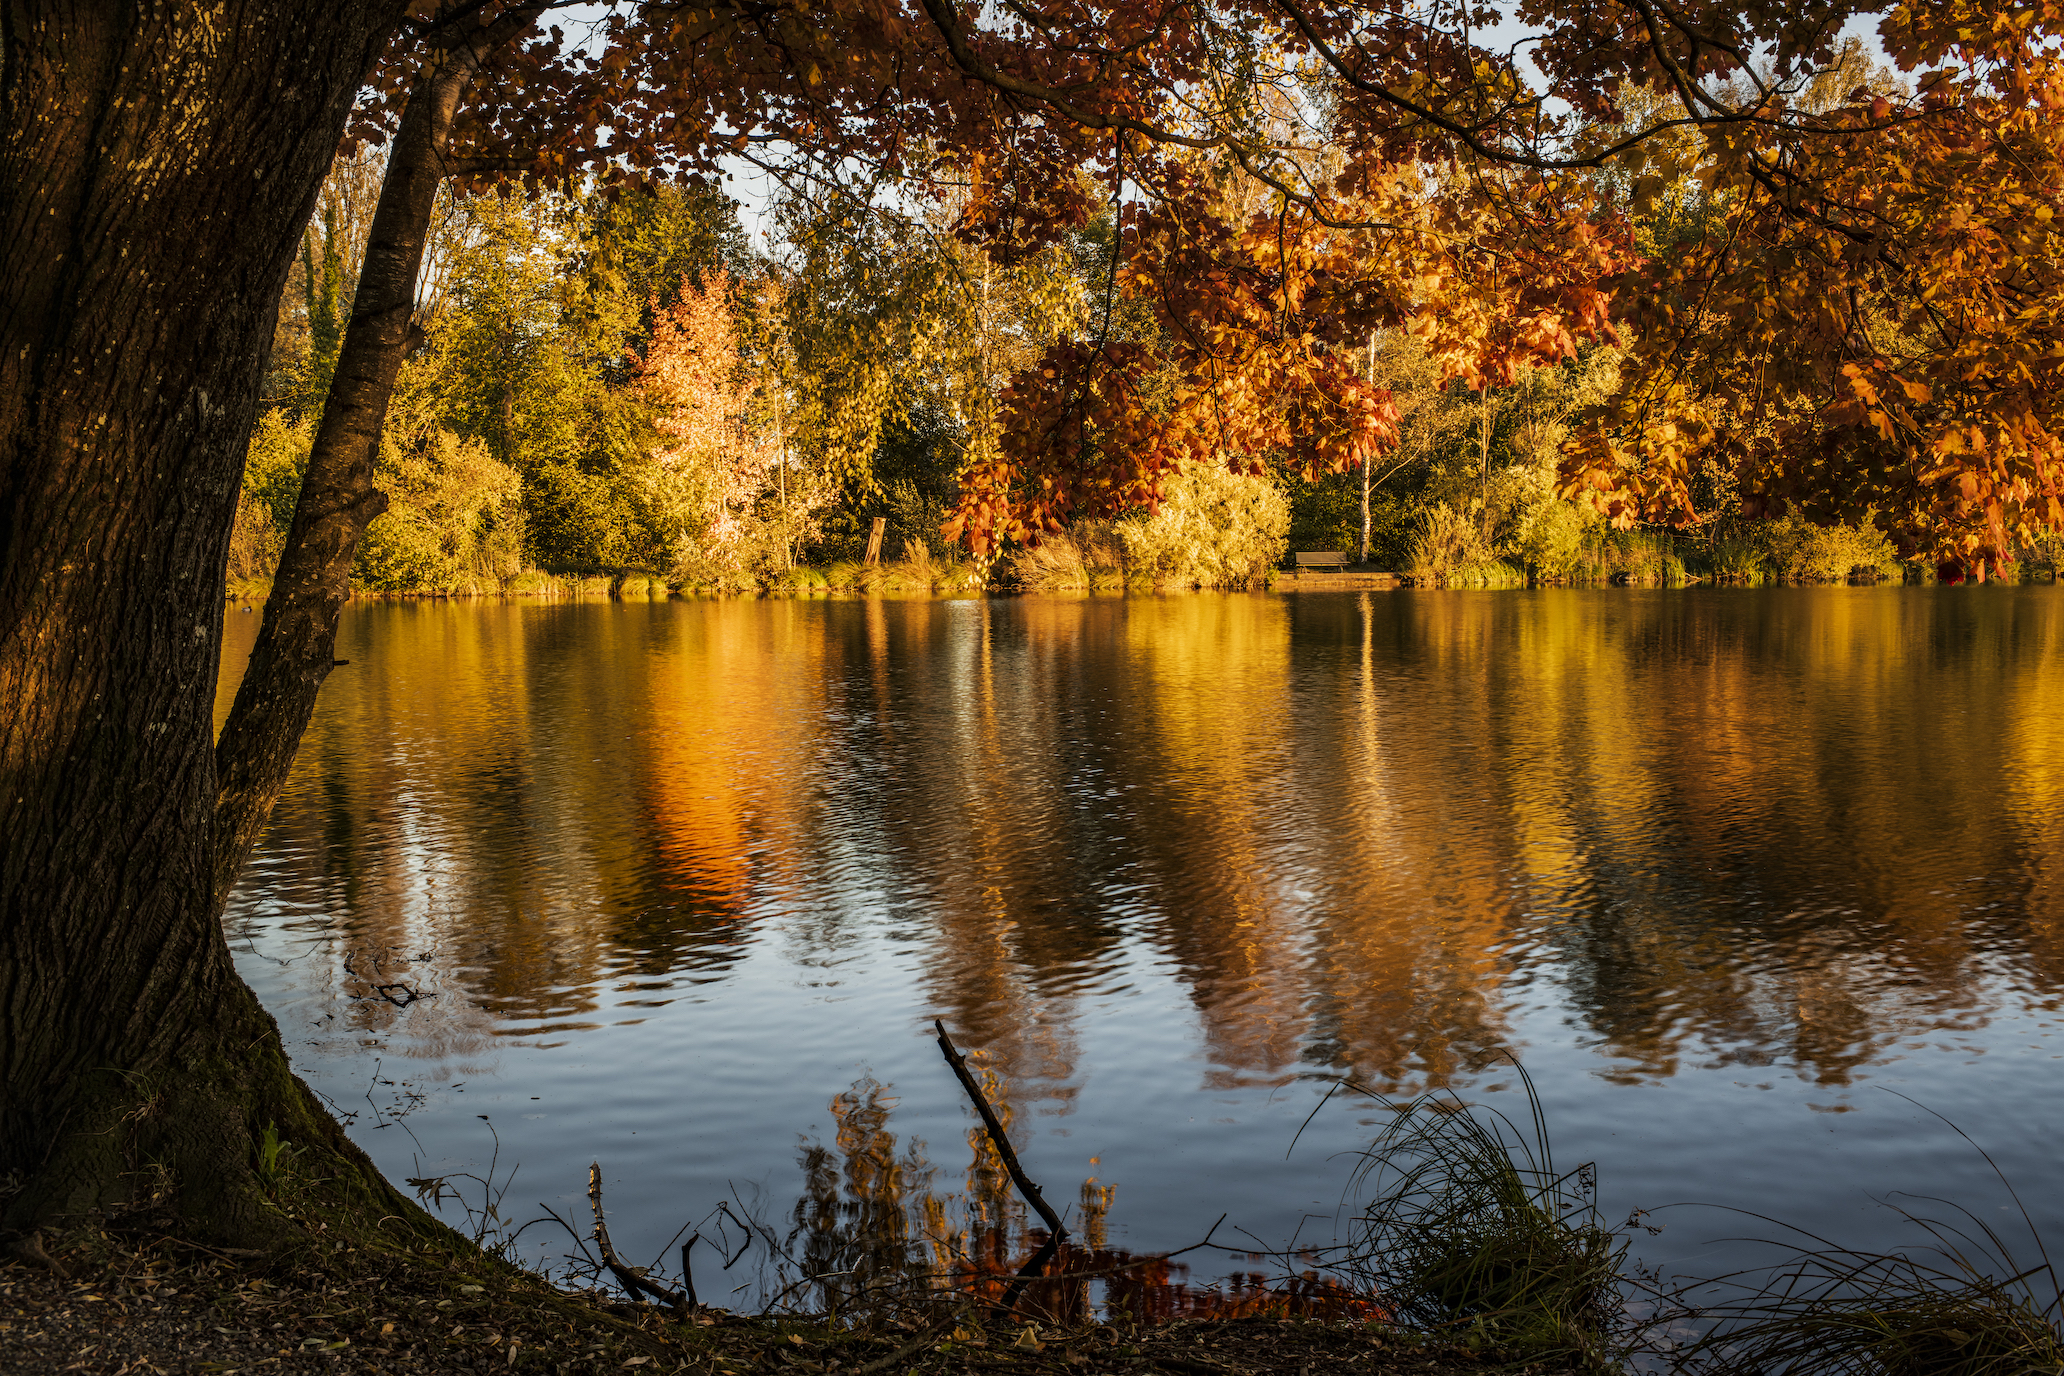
1706, 534, 1765, 584
1443, 559, 1527, 589
769, 565, 831, 593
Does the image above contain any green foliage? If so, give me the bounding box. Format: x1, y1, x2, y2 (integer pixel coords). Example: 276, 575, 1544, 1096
253, 1122, 303, 1195
819, 405, 962, 560
1676, 518, 1904, 585
242, 410, 314, 532
1510, 496, 1591, 579
881, 478, 953, 561
302, 205, 346, 407
1705, 532, 1766, 583
402, 192, 673, 574
228, 410, 313, 586
355, 418, 526, 594
775, 188, 1087, 540
523, 459, 647, 571
1285, 466, 1421, 567
1408, 503, 1496, 583
1117, 460, 1289, 589
571, 180, 753, 367
1571, 528, 1686, 584
261, 168, 1969, 602
1278, 342, 1627, 584
1758, 515, 1901, 584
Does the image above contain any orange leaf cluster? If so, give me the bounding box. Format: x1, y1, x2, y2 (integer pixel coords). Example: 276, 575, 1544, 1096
1562, 12, 2064, 560
952, 166, 1632, 554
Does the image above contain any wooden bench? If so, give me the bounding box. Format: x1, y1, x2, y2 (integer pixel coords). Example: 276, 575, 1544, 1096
1294, 550, 1351, 571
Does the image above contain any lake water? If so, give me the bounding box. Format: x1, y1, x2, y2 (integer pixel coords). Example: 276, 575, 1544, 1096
215, 587, 2064, 1307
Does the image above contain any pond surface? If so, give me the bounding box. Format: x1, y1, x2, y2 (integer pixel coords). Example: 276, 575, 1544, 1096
217, 587, 2064, 1303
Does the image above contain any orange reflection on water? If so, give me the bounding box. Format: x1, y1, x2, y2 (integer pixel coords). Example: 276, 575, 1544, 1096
222, 587, 2064, 1100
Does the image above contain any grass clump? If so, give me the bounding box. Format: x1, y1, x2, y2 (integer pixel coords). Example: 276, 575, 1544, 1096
1342, 1065, 1630, 1370
768, 565, 830, 594
1005, 522, 1127, 592
1677, 1254, 2064, 1376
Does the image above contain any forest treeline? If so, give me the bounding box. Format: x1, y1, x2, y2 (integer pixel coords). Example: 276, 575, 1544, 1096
233, 62, 2064, 601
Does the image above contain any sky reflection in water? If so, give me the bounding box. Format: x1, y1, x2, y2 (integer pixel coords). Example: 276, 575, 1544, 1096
215, 587, 2064, 1298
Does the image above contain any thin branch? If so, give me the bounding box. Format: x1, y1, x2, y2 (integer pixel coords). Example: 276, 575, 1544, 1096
933, 1019, 1068, 1315
588, 1162, 691, 1319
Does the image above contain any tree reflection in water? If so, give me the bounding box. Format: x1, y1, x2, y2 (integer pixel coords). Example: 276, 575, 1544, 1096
783, 1075, 1386, 1325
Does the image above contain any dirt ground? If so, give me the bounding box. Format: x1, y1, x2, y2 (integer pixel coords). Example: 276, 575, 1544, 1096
0, 1236, 1562, 1376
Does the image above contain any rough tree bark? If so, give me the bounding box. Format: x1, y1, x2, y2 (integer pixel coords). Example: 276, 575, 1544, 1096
0, 0, 410, 1257
213, 7, 545, 904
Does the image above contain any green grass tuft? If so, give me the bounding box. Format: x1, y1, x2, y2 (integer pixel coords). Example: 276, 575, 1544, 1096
1340, 1062, 1631, 1371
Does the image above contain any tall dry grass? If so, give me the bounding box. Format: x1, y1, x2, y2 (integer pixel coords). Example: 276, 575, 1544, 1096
1003, 521, 1126, 591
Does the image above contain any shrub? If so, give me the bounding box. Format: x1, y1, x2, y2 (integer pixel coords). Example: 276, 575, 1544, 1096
1509, 497, 1590, 581
226, 491, 282, 587
227, 410, 314, 588
1706, 532, 1765, 583
525, 459, 648, 571
1285, 468, 1417, 565
1117, 460, 1289, 589
356, 426, 526, 593
1760, 515, 1899, 583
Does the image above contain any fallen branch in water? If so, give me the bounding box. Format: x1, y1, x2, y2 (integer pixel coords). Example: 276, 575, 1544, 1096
934, 1019, 1068, 1315
589, 1161, 691, 1319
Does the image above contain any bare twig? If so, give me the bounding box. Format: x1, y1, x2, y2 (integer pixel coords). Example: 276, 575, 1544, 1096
588, 1162, 691, 1319
933, 1019, 1068, 1314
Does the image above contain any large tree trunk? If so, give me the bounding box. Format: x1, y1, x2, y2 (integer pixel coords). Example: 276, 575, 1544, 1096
213, 10, 542, 904
0, 0, 409, 1256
